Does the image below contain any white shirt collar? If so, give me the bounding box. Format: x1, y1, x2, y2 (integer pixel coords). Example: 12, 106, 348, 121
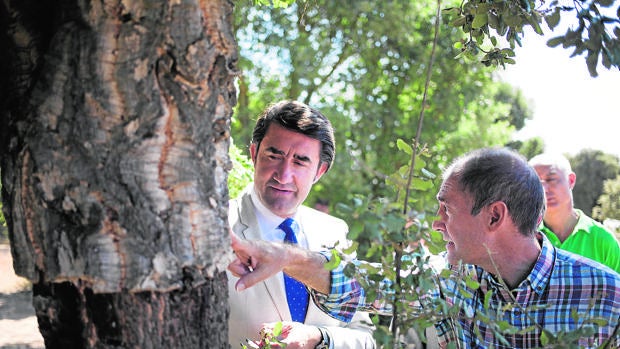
249, 185, 307, 246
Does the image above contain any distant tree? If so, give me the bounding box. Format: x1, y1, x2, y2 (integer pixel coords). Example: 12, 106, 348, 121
507, 136, 545, 160
593, 176, 620, 221
228, 142, 253, 199
493, 83, 533, 130
570, 150, 620, 216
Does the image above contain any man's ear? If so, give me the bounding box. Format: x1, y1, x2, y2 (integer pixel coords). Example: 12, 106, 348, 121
568, 171, 576, 190
313, 162, 329, 183
488, 201, 507, 230
249, 143, 258, 164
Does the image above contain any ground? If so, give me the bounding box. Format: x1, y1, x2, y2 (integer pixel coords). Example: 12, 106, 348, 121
0, 244, 44, 349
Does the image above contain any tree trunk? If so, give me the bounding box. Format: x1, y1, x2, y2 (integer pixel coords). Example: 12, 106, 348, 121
0, 0, 237, 347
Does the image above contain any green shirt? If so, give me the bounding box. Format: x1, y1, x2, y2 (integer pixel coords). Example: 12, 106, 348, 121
540, 209, 620, 274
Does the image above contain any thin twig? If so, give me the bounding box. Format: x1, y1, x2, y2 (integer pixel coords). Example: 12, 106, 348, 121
393, 0, 442, 346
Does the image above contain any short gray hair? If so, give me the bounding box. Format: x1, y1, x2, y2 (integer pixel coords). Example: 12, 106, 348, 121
445, 147, 545, 235
528, 153, 572, 174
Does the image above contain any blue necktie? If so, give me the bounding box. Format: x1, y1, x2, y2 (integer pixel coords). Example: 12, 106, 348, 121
279, 218, 309, 322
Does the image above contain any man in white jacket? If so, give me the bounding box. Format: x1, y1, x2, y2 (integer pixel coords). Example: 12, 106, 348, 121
227, 101, 375, 349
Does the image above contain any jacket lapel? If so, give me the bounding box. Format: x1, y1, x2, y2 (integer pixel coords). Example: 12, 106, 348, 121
235, 190, 292, 321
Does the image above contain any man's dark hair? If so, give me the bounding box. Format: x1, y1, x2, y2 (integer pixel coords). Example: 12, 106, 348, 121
445, 147, 545, 235
251, 100, 336, 171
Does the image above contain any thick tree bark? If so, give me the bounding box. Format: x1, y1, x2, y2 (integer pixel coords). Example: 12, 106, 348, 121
0, 0, 237, 347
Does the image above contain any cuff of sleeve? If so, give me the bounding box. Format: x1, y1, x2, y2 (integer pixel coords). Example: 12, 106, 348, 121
316, 326, 332, 349
308, 251, 364, 323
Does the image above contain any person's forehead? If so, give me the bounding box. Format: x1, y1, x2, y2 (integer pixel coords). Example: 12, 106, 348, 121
262, 124, 320, 155
533, 164, 561, 176
440, 175, 475, 206
438, 176, 459, 200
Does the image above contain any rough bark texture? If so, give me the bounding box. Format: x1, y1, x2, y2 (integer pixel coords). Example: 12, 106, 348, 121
0, 0, 237, 347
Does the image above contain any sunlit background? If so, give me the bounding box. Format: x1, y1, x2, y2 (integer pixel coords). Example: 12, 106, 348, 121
498, 27, 618, 158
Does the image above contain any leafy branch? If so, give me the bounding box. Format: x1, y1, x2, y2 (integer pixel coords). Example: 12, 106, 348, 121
444, 0, 620, 76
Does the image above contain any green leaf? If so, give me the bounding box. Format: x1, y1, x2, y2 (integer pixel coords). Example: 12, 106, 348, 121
472, 13, 488, 29
442, 7, 460, 16
483, 290, 492, 310
413, 157, 427, 170
540, 331, 548, 345
399, 165, 411, 176
342, 241, 358, 255
527, 15, 543, 35
545, 8, 561, 29
336, 203, 353, 214
411, 178, 434, 191
488, 13, 499, 29
324, 250, 342, 270
517, 325, 539, 334
586, 51, 599, 77
602, 47, 612, 68
273, 321, 283, 336
465, 277, 480, 290
428, 230, 447, 254
587, 318, 609, 326
348, 220, 364, 240
546, 36, 564, 48
439, 269, 453, 279
500, 48, 516, 57
397, 138, 413, 155
254, 0, 293, 7
476, 3, 491, 14
451, 16, 468, 27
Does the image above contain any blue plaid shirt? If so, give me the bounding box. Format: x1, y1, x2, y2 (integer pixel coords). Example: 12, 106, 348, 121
311, 234, 620, 348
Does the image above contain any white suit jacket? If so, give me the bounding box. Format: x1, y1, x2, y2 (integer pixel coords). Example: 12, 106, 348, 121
227, 188, 376, 348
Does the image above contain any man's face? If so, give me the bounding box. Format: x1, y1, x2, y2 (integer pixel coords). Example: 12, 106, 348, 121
532, 164, 574, 216
250, 123, 328, 218
432, 176, 488, 266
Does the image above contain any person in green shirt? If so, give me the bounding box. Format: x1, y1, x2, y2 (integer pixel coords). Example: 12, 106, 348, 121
529, 152, 620, 274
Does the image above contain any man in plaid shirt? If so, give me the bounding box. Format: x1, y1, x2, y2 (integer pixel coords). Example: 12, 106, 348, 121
230, 147, 620, 348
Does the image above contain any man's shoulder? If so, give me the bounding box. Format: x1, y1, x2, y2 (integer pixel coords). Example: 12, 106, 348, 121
554, 247, 620, 282
228, 189, 254, 227
298, 205, 347, 224
228, 195, 242, 216
575, 210, 613, 233
575, 213, 620, 249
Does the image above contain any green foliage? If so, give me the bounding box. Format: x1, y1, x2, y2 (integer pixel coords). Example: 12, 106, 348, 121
241, 321, 285, 349
228, 141, 254, 199
332, 138, 615, 348
233, 0, 533, 216
230, 1, 611, 347
570, 150, 620, 217
593, 175, 620, 221
250, 0, 294, 8
333, 141, 448, 347
445, 0, 620, 76
507, 136, 545, 160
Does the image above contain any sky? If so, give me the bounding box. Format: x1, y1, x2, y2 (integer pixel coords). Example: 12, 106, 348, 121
496, 28, 619, 159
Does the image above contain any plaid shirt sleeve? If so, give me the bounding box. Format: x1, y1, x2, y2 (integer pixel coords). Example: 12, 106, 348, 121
435, 319, 459, 348
309, 251, 393, 322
